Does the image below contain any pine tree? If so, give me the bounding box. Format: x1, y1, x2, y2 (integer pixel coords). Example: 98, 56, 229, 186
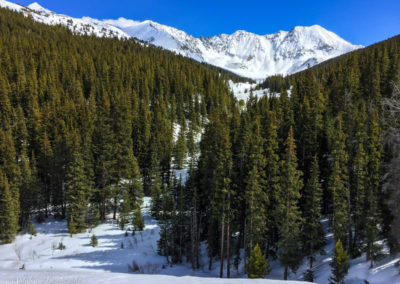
66, 150, 90, 235
132, 205, 145, 231
92, 93, 115, 221
90, 234, 98, 247
384, 82, 400, 253
0, 170, 19, 243
173, 122, 187, 170
365, 107, 382, 267
157, 183, 175, 264
328, 115, 349, 246
278, 127, 303, 280
263, 109, 281, 254
302, 156, 325, 281
0, 128, 20, 238
245, 244, 271, 279
329, 240, 349, 284
150, 176, 163, 219
351, 140, 367, 257
244, 117, 268, 255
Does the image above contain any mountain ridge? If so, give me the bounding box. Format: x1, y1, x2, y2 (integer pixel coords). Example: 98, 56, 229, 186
0, 0, 362, 79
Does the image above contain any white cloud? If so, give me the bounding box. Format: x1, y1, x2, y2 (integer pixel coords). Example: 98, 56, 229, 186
103, 17, 141, 28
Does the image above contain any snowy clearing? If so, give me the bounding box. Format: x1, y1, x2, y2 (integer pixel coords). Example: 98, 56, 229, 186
0, 198, 311, 283
0, 198, 398, 284
228, 80, 270, 101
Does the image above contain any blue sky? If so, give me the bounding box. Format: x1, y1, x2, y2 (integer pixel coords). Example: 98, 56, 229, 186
13, 0, 400, 46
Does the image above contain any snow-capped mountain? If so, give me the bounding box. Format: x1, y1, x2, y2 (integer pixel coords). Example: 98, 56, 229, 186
0, 0, 130, 38
111, 20, 362, 79
0, 0, 362, 79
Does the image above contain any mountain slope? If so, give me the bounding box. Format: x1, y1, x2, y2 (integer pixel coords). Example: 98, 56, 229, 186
105, 20, 362, 79
0, 0, 130, 38
0, 0, 362, 78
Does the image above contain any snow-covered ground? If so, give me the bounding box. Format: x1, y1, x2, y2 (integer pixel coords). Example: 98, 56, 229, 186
0, 198, 311, 283
0, 198, 399, 283
228, 80, 270, 101
0, 270, 310, 284
267, 218, 400, 284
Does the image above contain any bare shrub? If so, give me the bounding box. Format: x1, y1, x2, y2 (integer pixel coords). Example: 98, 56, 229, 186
142, 262, 161, 274
52, 241, 58, 251
14, 243, 23, 261
128, 260, 140, 272
128, 261, 161, 274
29, 249, 38, 260
127, 238, 134, 249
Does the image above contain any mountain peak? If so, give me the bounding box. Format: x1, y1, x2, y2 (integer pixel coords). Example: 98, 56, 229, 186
0, 0, 362, 79
28, 2, 50, 14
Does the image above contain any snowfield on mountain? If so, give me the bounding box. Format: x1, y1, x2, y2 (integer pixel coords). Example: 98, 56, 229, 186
0, 0, 361, 79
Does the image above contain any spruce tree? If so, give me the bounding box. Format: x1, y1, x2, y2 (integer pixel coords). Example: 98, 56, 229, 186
173, 122, 187, 170
351, 139, 367, 257
263, 109, 281, 254
157, 183, 175, 263
244, 117, 268, 255
278, 127, 303, 280
0, 170, 18, 243
365, 108, 382, 267
302, 156, 325, 281
245, 244, 271, 279
66, 150, 90, 235
330, 240, 349, 284
328, 115, 349, 246
0, 128, 20, 237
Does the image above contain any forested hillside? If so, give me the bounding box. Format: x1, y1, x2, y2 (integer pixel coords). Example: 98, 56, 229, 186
0, 7, 235, 240
0, 5, 400, 283
184, 34, 400, 280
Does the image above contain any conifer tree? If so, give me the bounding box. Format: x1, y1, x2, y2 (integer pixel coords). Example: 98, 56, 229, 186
92, 93, 115, 221
328, 115, 349, 246
351, 140, 367, 257
150, 176, 163, 219
0, 170, 19, 243
66, 150, 90, 234
244, 117, 268, 255
329, 240, 349, 284
157, 183, 175, 263
263, 109, 281, 254
0, 128, 20, 236
245, 244, 271, 279
365, 108, 382, 267
302, 156, 325, 281
173, 122, 187, 170
278, 127, 303, 280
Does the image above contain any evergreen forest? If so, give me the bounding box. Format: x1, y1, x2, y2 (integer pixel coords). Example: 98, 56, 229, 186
0, 7, 400, 281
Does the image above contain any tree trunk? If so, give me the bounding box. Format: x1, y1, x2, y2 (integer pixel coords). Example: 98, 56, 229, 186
208, 242, 213, 271
100, 200, 106, 221
113, 196, 117, 220
191, 214, 195, 270
191, 207, 197, 270
243, 218, 247, 272
220, 216, 225, 278
284, 265, 288, 280
226, 218, 230, 278
347, 189, 353, 255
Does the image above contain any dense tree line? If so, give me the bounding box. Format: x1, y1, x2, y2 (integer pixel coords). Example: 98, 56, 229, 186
0, 7, 234, 240
155, 34, 400, 281
0, 6, 400, 282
